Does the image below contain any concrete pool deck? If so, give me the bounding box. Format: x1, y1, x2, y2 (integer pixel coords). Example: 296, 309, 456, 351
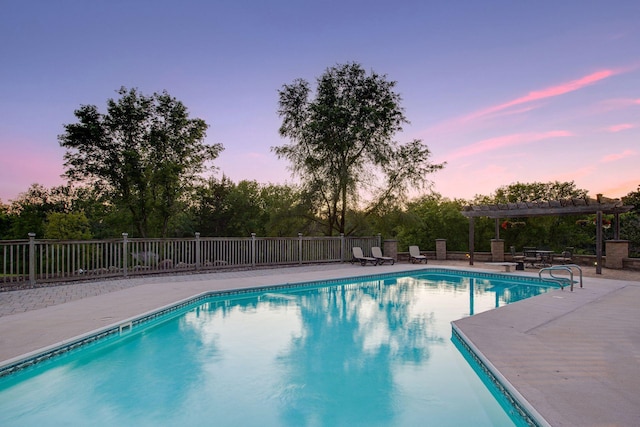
1, 261, 639, 426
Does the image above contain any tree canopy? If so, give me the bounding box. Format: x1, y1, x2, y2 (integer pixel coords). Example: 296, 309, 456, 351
274, 62, 444, 236
474, 181, 589, 204
59, 87, 223, 237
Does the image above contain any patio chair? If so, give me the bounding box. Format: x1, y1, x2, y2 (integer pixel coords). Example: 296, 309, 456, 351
554, 247, 574, 264
352, 247, 378, 266
510, 246, 525, 262
408, 246, 427, 264
523, 249, 539, 268
371, 246, 395, 265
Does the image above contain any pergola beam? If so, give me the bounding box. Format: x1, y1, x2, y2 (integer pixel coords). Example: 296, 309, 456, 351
461, 203, 631, 218
460, 196, 633, 274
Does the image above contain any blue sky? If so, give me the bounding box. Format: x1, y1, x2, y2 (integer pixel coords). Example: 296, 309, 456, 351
1, 0, 639, 203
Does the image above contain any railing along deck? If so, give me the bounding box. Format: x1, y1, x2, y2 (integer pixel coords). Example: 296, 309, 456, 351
1, 233, 380, 288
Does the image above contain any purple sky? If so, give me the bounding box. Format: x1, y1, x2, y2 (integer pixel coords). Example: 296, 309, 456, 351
1, 1, 639, 203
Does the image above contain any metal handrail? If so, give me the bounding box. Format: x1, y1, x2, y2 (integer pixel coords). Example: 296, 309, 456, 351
538, 264, 583, 291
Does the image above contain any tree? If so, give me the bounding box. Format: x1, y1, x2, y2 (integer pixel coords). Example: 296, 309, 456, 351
188, 177, 313, 237
622, 184, 640, 212
59, 87, 223, 237
396, 194, 470, 251
621, 184, 640, 256
5, 184, 72, 239
44, 212, 92, 240
274, 62, 444, 236
259, 183, 315, 236
476, 180, 588, 204
0, 200, 11, 239
475, 181, 593, 253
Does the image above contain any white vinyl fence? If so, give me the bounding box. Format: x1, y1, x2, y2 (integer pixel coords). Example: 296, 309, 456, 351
1, 233, 380, 287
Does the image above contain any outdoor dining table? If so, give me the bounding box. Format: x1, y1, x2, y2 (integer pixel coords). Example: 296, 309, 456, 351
522, 248, 553, 268
536, 250, 553, 267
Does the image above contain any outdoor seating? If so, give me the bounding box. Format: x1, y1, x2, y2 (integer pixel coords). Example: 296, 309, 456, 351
537, 250, 553, 267
371, 246, 395, 265
351, 247, 378, 266
408, 246, 427, 263
510, 246, 525, 262
523, 249, 539, 268
554, 247, 574, 264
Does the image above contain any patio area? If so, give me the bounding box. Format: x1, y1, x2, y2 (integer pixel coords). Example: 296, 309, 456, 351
1, 261, 639, 426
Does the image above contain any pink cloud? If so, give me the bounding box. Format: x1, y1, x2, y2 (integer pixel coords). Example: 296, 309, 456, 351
446, 130, 573, 161
601, 149, 637, 163
466, 70, 618, 121
424, 69, 623, 136
605, 123, 635, 133
595, 98, 640, 113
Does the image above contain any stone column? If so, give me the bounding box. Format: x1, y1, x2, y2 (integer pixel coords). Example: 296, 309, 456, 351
383, 239, 398, 261
436, 239, 447, 260
605, 240, 629, 269
491, 239, 505, 262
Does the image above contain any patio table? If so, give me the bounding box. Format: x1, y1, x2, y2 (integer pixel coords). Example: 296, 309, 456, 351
536, 250, 553, 267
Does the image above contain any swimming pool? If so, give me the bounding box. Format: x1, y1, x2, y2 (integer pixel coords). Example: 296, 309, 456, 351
0, 269, 555, 426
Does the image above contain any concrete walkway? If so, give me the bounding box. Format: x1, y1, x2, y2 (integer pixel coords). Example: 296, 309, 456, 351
453, 272, 640, 427
1, 261, 640, 426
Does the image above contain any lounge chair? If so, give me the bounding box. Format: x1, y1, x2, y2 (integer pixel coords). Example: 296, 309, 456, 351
408, 246, 427, 264
371, 246, 395, 265
352, 247, 378, 266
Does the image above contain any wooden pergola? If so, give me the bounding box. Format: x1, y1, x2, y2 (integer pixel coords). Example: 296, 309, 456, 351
460, 195, 633, 274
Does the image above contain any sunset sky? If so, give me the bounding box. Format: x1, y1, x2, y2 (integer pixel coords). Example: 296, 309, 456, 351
1, 1, 638, 203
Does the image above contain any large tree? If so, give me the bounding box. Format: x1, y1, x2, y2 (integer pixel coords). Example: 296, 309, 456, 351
59, 87, 222, 237
274, 62, 444, 236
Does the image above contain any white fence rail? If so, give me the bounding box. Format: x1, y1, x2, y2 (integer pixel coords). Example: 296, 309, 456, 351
1, 233, 380, 287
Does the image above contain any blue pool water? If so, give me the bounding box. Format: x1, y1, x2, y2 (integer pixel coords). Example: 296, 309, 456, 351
0, 270, 555, 426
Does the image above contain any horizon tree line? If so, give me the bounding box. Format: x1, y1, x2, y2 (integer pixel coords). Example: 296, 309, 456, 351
1, 63, 638, 255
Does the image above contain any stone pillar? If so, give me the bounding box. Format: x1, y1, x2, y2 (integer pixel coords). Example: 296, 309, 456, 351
605, 240, 629, 269
383, 239, 398, 261
491, 239, 505, 262
436, 239, 447, 260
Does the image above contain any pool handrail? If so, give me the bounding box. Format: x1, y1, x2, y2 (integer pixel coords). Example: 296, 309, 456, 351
538, 264, 583, 291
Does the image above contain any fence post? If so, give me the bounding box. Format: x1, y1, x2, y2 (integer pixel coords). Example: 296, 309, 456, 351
251, 233, 256, 268
195, 232, 201, 271
377, 233, 382, 248
122, 233, 128, 277
340, 233, 345, 262
298, 233, 303, 265
28, 233, 36, 285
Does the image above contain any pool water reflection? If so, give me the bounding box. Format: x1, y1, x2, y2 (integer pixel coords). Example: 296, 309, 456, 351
0, 271, 553, 426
